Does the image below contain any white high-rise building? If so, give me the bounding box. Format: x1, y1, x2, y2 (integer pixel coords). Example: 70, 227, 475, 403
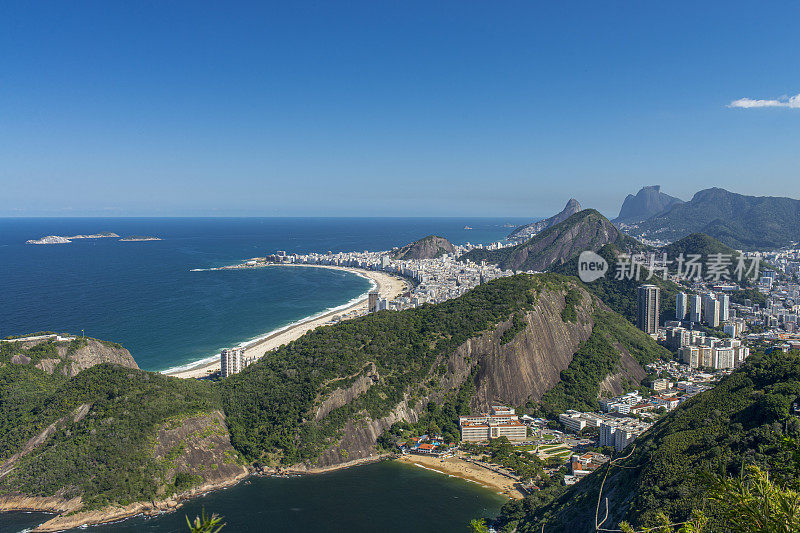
690, 294, 702, 323
637, 284, 660, 334
720, 293, 730, 322
220, 347, 244, 378
703, 294, 720, 327
676, 292, 688, 321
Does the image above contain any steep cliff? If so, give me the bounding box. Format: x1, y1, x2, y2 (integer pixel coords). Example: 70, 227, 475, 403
614, 185, 683, 224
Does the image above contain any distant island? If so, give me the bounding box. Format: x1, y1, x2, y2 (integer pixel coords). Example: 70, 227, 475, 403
119, 236, 161, 242
26, 232, 161, 244
26, 232, 119, 245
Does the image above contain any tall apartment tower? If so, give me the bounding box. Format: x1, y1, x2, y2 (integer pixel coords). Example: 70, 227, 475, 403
220, 347, 243, 378
720, 293, 730, 322
368, 291, 379, 313
676, 292, 688, 321
690, 294, 702, 323
637, 284, 660, 334
703, 294, 720, 328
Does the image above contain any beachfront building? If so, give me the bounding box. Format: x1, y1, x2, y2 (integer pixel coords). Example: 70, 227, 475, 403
220, 347, 257, 377
459, 406, 527, 442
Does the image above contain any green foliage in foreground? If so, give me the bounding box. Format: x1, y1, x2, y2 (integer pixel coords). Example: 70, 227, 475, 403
187, 508, 226, 533
0, 363, 219, 510
219, 275, 547, 465
536, 307, 670, 417
497, 350, 800, 533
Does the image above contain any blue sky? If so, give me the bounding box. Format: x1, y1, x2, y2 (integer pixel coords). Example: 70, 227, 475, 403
2, 1, 799, 218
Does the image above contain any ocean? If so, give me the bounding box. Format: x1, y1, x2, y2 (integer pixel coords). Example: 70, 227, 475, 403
1, 217, 528, 532
0, 217, 527, 372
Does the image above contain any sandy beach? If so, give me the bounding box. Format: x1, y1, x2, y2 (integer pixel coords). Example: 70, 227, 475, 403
397, 453, 525, 499
164, 265, 409, 379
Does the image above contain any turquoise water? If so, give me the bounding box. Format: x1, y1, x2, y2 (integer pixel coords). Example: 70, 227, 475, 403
0, 218, 525, 371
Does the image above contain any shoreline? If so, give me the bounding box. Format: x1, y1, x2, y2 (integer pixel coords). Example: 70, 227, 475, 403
396, 454, 524, 500
164, 264, 410, 379
2, 453, 511, 531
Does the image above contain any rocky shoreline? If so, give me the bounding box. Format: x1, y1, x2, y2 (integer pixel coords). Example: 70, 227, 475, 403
0, 454, 400, 531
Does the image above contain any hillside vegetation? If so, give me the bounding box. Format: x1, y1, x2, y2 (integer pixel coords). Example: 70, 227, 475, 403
463, 210, 641, 272
493, 349, 800, 533
634, 187, 800, 250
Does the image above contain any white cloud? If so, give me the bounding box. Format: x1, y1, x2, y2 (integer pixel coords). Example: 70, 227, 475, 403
728, 93, 800, 108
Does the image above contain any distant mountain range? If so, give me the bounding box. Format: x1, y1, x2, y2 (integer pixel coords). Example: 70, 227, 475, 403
621, 187, 800, 250
508, 198, 582, 241
614, 185, 683, 223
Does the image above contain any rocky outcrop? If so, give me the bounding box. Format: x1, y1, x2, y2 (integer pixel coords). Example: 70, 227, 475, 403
7, 337, 140, 377
614, 185, 683, 224
315, 363, 379, 421
509, 198, 582, 240
392, 235, 456, 260
471, 287, 594, 410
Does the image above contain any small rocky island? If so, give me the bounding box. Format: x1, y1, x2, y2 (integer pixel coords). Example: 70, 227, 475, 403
26, 232, 161, 244
119, 236, 161, 242
26, 232, 120, 245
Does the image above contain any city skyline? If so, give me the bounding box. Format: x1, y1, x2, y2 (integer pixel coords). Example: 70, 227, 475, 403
2, 1, 800, 217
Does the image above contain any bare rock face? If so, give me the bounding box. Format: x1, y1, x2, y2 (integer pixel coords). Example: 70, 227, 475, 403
471, 287, 595, 410
152, 410, 249, 490
56, 339, 139, 377
12, 337, 140, 377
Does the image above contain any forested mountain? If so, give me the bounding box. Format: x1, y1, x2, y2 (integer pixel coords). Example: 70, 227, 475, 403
493, 349, 800, 532
392, 234, 456, 260
614, 185, 683, 224
508, 199, 583, 241
463, 210, 642, 272
631, 187, 800, 250
0, 274, 668, 529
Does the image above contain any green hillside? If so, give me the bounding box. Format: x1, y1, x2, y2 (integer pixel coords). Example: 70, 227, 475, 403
0, 362, 220, 509
492, 349, 800, 533
462, 210, 642, 272
219, 274, 542, 464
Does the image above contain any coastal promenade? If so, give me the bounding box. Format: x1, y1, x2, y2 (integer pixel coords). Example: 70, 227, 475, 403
164, 265, 408, 379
